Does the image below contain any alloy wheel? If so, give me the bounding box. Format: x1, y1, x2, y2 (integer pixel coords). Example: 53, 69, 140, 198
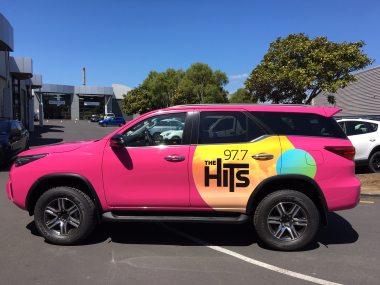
44, 198, 81, 235
267, 202, 308, 241
372, 155, 380, 171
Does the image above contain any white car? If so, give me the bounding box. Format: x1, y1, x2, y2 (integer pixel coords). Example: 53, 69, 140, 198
103, 113, 115, 120
148, 118, 182, 141
337, 118, 380, 172
160, 123, 184, 140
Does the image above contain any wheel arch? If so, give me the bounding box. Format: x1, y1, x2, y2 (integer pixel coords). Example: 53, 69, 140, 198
246, 175, 328, 227
368, 145, 380, 160
25, 174, 103, 220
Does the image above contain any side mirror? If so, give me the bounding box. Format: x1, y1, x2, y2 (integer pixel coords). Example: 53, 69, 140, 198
110, 134, 125, 148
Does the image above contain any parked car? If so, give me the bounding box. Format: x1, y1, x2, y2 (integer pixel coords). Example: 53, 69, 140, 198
148, 118, 183, 141
336, 118, 380, 172
160, 123, 185, 141
103, 113, 115, 120
7, 105, 360, 251
99, 117, 126, 127
0, 118, 29, 165
90, 114, 101, 122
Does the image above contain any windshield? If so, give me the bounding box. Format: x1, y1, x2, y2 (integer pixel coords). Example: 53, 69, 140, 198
0, 122, 8, 135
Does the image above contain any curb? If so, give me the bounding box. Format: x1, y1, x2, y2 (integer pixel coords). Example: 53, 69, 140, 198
360, 193, 380, 198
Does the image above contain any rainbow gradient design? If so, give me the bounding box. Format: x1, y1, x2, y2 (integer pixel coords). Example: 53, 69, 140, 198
192, 136, 318, 211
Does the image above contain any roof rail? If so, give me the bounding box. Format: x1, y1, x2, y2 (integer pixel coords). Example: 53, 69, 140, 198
169, 103, 310, 108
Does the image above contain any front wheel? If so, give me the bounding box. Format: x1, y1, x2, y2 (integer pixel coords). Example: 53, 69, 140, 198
102, 122, 107, 127
34, 187, 97, 245
254, 190, 319, 251
368, 151, 380, 173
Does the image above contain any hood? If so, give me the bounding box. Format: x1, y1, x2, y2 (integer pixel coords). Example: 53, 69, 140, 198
19, 139, 99, 156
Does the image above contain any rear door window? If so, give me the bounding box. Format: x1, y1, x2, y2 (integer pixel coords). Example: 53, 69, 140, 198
368, 122, 378, 133
346, 121, 372, 136
252, 112, 347, 138
198, 112, 265, 144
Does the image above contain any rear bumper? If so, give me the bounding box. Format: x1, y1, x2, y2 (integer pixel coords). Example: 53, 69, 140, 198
6, 180, 13, 201
318, 163, 361, 212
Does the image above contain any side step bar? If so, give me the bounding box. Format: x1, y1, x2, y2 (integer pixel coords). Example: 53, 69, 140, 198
102, 212, 250, 224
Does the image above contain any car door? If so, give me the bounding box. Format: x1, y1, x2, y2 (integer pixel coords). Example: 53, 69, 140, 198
109, 118, 117, 125
189, 110, 281, 211
103, 111, 192, 207
9, 122, 22, 154
346, 121, 376, 160
17, 122, 28, 150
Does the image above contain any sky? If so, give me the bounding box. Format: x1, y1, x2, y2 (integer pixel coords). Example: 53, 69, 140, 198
1, 0, 379, 94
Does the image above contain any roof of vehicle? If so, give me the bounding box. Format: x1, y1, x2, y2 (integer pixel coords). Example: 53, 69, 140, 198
336, 118, 380, 123
158, 104, 342, 117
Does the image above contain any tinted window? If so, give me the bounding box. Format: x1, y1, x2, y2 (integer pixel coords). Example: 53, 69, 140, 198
247, 119, 266, 141
11, 123, 18, 134
338, 121, 347, 134
346, 121, 371, 136
123, 113, 187, 147
0, 122, 8, 135
368, 122, 378, 133
198, 112, 265, 144
253, 112, 347, 138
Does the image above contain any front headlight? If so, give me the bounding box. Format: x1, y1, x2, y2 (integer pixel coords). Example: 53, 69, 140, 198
15, 154, 49, 167
165, 133, 171, 136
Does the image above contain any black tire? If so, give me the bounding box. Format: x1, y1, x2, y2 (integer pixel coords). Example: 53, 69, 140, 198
3, 147, 12, 165
368, 151, 380, 173
254, 190, 319, 251
102, 122, 107, 127
34, 187, 97, 245
25, 140, 29, 151
172, 136, 180, 140
119, 123, 125, 127
153, 132, 161, 141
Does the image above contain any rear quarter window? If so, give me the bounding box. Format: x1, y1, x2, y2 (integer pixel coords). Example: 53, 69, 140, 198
252, 112, 347, 139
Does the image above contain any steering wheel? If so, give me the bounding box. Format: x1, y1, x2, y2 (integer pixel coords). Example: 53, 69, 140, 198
144, 130, 154, 146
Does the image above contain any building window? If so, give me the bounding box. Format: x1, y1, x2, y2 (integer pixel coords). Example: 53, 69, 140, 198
42, 93, 71, 119
79, 95, 105, 120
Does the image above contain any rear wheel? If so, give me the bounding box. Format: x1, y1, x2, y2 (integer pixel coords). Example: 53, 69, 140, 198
368, 151, 380, 173
102, 122, 107, 127
119, 123, 124, 127
25, 140, 29, 151
34, 186, 97, 245
254, 190, 319, 251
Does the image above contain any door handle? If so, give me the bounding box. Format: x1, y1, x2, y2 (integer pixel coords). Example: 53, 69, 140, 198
252, 154, 274, 160
165, 156, 186, 161
370, 138, 376, 142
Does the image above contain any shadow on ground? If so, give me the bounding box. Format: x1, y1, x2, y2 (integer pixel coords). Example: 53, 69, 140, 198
29, 124, 65, 147
26, 212, 358, 251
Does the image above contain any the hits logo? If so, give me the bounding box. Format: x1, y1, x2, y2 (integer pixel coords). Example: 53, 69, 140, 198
205, 158, 250, 192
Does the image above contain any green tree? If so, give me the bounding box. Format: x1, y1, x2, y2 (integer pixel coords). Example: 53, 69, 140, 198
122, 63, 229, 115
172, 62, 229, 105
121, 85, 152, 115
229, 88, 254, 103
244, 33, 375, 104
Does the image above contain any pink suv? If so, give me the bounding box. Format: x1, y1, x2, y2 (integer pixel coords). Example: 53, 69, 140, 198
6, 104, 360, 251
